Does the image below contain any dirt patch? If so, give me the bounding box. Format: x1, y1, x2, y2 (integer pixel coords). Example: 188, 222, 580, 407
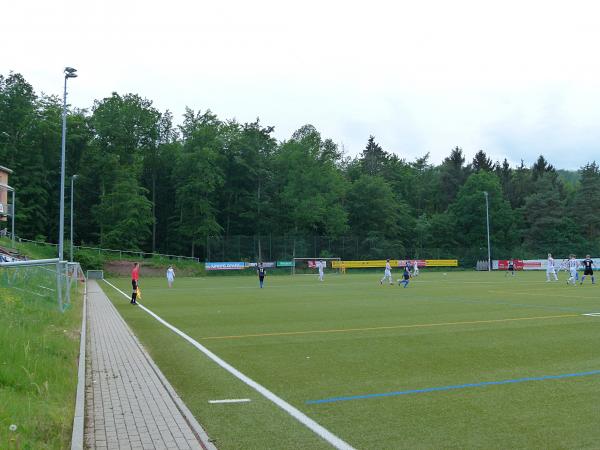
104, 260, 196, 277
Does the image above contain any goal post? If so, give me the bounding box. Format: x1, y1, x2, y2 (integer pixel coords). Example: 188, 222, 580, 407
0, 258, 85, 312
291, 257, 341, 275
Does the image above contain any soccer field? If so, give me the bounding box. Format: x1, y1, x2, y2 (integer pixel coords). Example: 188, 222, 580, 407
103, 271, 600, 449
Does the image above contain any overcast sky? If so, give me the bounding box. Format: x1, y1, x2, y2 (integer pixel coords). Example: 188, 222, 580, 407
2, 0, 600, 169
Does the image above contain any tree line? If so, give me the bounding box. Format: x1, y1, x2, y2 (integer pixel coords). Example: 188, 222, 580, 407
1, 71, 599, 263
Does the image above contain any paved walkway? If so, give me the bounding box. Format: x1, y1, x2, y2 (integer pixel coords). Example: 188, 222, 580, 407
84, 280, 216, 450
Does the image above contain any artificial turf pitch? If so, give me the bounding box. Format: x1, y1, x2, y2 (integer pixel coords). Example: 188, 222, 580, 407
103, 271, 600, 449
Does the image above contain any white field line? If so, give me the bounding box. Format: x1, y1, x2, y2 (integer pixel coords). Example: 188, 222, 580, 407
208, 399, 251, 404
102, 279, 356, 450
488, 290, 599, 300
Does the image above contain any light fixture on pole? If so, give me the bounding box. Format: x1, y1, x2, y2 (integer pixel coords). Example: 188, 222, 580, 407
58, 67, 77, 262
484, 191, 491, 272
70, 174, 78, 262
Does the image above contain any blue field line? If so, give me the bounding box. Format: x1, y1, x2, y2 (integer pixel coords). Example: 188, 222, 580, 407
306, 370, 600, 404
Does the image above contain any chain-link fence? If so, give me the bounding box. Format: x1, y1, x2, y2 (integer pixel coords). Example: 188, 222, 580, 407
200, 235, 488, 266
0, 259, 84, 312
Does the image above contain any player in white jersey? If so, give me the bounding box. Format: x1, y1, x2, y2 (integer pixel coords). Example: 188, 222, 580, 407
566, 254, 579, 285
166, 265, 175, 288
318, 260, 325, 281
413, 260, 419, 277
380, 259, 393, 285
546, 253, 558, 282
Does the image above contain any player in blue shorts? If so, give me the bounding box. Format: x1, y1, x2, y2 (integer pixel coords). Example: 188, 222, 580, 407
580, 255, 595, 285
398, 267, 410, 288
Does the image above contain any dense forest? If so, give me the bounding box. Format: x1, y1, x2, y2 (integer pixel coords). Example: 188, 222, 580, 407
1, 72, 599, 264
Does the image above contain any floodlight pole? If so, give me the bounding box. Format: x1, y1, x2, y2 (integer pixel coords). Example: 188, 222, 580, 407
484, 191, 491, 271
59, 67, 77, 262
70, 174, 78, 262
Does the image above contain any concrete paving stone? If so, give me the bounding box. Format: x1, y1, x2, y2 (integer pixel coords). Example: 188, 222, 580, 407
174, 437, 190, 448
84, 281, 213, 450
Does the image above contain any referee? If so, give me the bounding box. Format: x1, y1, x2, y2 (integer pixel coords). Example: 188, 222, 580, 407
131, 262, 140, 304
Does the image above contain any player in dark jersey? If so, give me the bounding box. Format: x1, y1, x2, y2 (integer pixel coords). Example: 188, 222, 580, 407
505, 258, 515, 277
580, 255, 595, 285
398, 267, 411, 288
257, 263, 266, 288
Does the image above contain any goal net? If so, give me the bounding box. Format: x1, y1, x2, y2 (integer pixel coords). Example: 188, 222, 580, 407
0, 258, 84, 312
292, 257, 341, 275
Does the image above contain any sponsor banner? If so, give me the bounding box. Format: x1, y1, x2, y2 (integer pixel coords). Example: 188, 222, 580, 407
423, 259, 458, 267
494, 258, 600, 271
307, 260, 327, 268
332, 260, 389, 269
497, 259, 524, 270
277, 261, 294, 267
205, 262, 245, 271
523, 259, 544, 270
396, 260, 426, 268
516, 258, 600, 271
331, 259, 458, 269
246, 262, 276, 268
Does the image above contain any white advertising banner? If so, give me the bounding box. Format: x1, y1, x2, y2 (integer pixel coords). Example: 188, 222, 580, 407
493, 258, 600, 271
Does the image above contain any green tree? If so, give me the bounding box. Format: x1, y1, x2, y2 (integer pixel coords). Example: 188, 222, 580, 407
0, 74, 59, 240
173, 109, 224, 257
438, 147, 470, 208
347, 175, 408, 237
359, 135, 390, 176
471, 150, 495, 172
572, 162, 600, 242
531, 155, 555, 180
427, 213, 460, 257
272, 125, 349, 238
450, 171, 515, 259
90, 92, 160, 169
93, 175, 154, 250
521, 177, 574, 254
505, 160, 533, 209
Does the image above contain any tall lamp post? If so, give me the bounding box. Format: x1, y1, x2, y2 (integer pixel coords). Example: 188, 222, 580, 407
70, 174, 78, 262
58, 67, 77, 261
484, 191, 491, 271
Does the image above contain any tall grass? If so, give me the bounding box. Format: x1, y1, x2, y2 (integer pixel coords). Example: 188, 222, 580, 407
0, 280, 82, 448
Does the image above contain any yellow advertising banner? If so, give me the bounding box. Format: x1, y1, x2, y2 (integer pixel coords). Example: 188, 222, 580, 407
332, 259, 458, 269
424, 259, 458, 267
332, 260, 392, 268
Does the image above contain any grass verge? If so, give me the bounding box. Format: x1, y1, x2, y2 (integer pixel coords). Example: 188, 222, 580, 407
0, 275, 83, 448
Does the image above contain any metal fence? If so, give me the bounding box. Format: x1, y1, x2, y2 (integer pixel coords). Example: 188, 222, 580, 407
0, 258, 84, 312
202, 235, 487, 265
10, 235, 479, 266
15, 237, 200, 262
